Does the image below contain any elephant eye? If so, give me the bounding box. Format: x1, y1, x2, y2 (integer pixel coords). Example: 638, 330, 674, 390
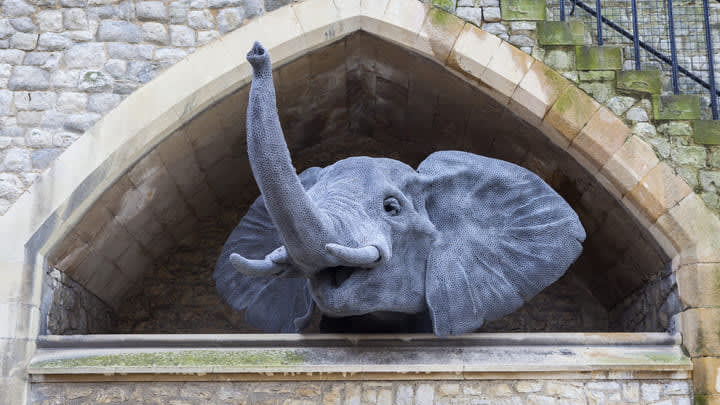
383, 197, 401, 216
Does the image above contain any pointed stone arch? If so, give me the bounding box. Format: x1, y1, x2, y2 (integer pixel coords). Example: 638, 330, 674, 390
2, 0, 720, 401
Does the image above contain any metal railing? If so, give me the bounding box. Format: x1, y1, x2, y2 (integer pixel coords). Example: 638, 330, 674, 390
556, 0, 719, 119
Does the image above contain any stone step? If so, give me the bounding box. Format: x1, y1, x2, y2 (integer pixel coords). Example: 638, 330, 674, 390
693, 120, 720, 145
652, 94, 702, 120
616, 70, 662, 95
575, 46, 623, 70
538, 21, 585, 45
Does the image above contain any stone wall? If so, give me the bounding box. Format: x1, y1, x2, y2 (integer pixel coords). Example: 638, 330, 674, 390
45, 267, 114, 334
30, 379, 693, 404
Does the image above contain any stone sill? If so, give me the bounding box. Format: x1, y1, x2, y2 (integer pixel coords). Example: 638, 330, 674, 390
29, 333, 692, 382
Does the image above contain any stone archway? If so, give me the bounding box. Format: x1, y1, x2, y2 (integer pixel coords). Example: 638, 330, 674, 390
2, 0, 720, 402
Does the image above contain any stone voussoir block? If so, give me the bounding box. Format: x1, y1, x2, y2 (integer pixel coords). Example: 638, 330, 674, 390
625, 162, 691, 223
616, 70, 662, 95
682, 308, 720, 357
570, 106, 631, 170
544, 85, 601, 143
676, 263, 720, 308
652, 94, 701, 120
537, 21, 584, 45
694, 357, 720, 395
500, 0, 546, 21
575, 45, 622, 71
693, 120, 720, 145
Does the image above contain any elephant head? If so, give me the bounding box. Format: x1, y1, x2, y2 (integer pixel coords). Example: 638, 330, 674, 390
213, 42, 586, 336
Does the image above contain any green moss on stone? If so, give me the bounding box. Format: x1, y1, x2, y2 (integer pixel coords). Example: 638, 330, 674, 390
32, 350, 306, 369
431, 0, 455, 13
501, 0, 546, 21
695, 394, 709, 405
538, 21, 584, 45
428, 7, 457, 28
693, 120, 720, 145
579, 71, 615, 81
652, 95, 701, 120
617, 70, 662, 95
575, 46, 622, 70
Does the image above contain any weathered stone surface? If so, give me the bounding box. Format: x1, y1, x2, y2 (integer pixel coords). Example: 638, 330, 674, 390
483, 7, 501, 22
575, 46, 622, 70
97, 20, 142, 43
682, 308, 720, 356
8, 66, 50, 90
216, 8, 244, 34
652, 95, 701, 120
607, 95, 636, 116
538, 21, 584, 45
10, 32, 37, 50
627, 163, 692, 222
543, 48, 574, 71
501, 0, 546, 20
1, 147, 31, 171
78, 70, 112, 92
137, 1, 169, 22
87, 93, 121, 113
2, 0, 36, 17
545, 85, 601, 142
693, 120, 720, 145
617, 70, 662, 95
0, 173, 23, 199
31, 148, 62, 169
142, 22, 169, 45
11, 16, 37, 32
455, 7, 482, 26
37, 33, 72, 51
188, 10, 215, 30
63, 8, 88, 30
36, 10, 63, 32
169, 24, 196, 46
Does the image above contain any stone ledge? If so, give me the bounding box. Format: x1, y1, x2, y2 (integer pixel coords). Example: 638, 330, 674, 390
29, 333, 691, 382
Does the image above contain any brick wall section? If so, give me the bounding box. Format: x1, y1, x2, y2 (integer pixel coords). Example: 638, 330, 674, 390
30, 379, 693, 404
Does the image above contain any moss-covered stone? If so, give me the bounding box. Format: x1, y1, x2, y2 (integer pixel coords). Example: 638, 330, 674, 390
693, 120, 720, 145
432, 0, 456, 13
537, 21, 584, 45
579, 71, 615, 81
31, 349, 306, 369
616, 70, 662, 95
652, 95, 701, 120
501, 0, 546, 21
575, 46, 622, 70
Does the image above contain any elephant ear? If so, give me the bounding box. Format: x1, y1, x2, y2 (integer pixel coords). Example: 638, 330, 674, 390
213, 167, 322, 332
417, 151, 586, 336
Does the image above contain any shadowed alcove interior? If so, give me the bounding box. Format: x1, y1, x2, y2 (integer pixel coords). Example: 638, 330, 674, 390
42, 31, 678, 335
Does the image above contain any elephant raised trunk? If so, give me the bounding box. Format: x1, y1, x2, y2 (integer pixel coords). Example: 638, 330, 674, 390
238, 42, 382, 276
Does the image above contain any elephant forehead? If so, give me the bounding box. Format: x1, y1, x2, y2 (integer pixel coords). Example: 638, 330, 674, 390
320, 157, 416, 185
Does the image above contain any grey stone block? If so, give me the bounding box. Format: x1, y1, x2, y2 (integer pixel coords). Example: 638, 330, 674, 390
37, 33, 73, 51
57, 92, 88, 113
1, 148, 31, 171
8, 66, 50, 90
2, 0, 36, 17
0, 89, 11, 115
104, 59, 127, 78
87, 93, 121, 113
0, 49, 24, 64
127, 60, 159, 83
23, 51, 50, 65
136, 1, 169, 22
25, 128, 53, 147
32, 148, 63, 169
63, 112, 100, 132
52, 132, 80, 148
456, 7, 482, 27
97, 20, 142, 43
14, 91, 57, 111
169, 1, 188, 24
63, 9, 89, 30
36, 10, 63, 32
188, 10, 214, 30
9, 17, 36, 32
9, 32, 37, 50
0, 20, 14, 40
169, 24, 195, 46
60, 0, 88, 6
0, 173, 23, 199
64, 42, 106, 69
142, 22, 169, 45
264, 0, 289, 12
217, 8, 244, 34
78, 70, 113, 92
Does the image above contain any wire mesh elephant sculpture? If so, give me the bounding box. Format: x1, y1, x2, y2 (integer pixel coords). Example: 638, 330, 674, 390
214, 42, 586, 336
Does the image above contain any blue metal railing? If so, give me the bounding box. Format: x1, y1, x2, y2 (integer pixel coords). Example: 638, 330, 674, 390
559, 0, 719, 120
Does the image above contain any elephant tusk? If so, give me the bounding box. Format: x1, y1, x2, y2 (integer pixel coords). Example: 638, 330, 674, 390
325, 244, 381, 266
229, 246, 294, 277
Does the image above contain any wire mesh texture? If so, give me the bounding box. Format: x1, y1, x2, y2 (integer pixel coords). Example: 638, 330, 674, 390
547, 0, 720, 119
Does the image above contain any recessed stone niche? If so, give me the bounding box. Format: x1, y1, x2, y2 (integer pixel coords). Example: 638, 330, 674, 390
43, 32, 679, 335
